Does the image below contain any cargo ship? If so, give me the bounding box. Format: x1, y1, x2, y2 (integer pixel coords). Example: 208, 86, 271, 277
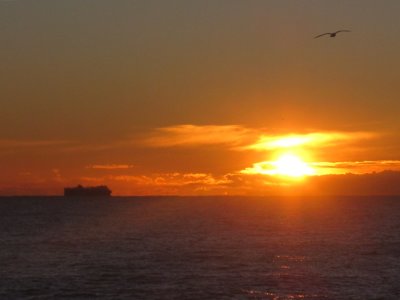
64, 185, 112, 197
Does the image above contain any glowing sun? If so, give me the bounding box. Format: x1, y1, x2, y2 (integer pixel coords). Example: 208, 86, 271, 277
271, 153, 315, 177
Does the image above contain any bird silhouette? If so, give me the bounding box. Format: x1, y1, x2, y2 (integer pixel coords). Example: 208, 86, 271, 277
314, 30, 351, 39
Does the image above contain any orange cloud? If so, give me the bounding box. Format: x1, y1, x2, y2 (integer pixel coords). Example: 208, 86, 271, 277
77, 172, 233, 195
2, 125, 397, 196
143, 125, 256, 148
312, 160, 400, 175
4, 171, 400, 196
243, 132, 374, 151
241, 159, 400, 176
75, 170, 400, 196
109, 172, 230, 187
5, 167, 400, 196
142, 125, 376, 153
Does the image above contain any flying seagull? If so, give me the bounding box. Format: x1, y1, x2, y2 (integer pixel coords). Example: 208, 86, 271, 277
314, 30, 351, 39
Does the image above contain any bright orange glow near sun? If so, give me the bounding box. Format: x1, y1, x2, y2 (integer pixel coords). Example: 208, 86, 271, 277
240, 152, 316, 178
240, 131, 379, 179
272, 153, 315, 177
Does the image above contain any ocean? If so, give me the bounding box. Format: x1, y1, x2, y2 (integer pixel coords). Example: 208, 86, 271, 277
0, 196, 399, 299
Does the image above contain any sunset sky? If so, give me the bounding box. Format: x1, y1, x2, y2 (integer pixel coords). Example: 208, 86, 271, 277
1, 0, 400, 195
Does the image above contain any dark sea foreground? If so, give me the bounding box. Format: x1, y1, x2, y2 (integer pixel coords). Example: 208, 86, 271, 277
1, 196, 400, 300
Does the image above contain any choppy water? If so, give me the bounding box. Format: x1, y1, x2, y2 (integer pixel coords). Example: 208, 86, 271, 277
1, 196, 400, 299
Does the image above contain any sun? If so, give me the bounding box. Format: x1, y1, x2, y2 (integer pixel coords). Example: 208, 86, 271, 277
271, 153, 315, 177
240, 152, 316, 178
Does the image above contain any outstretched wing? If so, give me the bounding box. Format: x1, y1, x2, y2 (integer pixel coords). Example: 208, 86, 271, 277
334, 30, 351, 34
314, 33, 331, 39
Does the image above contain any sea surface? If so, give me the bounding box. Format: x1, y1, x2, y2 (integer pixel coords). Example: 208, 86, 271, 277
1, 196, 400, 300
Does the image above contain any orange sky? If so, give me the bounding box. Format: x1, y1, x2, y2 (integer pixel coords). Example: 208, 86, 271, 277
1, 1, 400, 195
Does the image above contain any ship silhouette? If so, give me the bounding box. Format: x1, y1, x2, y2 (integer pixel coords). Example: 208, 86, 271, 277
64, 185, 112, 197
